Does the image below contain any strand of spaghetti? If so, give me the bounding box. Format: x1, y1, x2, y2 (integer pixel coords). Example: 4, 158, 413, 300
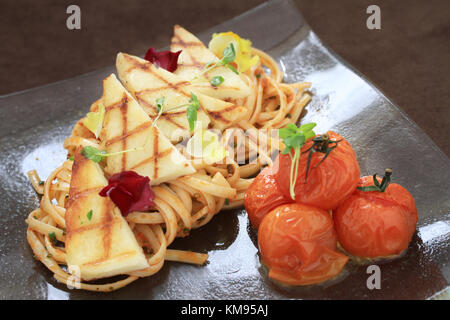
126, 211, 165, 224
129, 224, 166, 277
44, 234, 67, 263
53, 273, 139, 292
25, 212, 66, 242
262, 77, 289, 129
239, 163, 262, 178
27, 170, 44, 194
153, 198, 178, 245
165, 249, 208, 265
252, 48, 283, 82
179, 175, 236, 199
41, 165, 67, 228
27, 228, 68, 278
153, 186, 192, 230
249, 78, 263, 125
169, 183, 193, 214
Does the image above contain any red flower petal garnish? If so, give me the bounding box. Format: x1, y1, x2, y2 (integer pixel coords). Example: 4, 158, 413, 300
99, 171, 155, 216
144, 47, 182, 73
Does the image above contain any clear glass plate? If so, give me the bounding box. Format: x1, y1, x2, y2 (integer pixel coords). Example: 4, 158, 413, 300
0, 0, 448, 299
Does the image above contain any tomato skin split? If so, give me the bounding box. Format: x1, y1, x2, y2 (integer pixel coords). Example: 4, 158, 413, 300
258, 203, 348, 286
274, 131, 360, 211
334, 175, 418, 258
244, 166, 293, 229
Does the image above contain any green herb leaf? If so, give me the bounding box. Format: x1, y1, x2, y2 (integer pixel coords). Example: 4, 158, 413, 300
210, 76, 224, 87
81, 146, 106, 163
87, 209, 93, 221
225, 198, 229, 205
222, 43, 236, 64
48, 232, 57, 244
81, 146, 143, 163
156, 97, 165, 112
38, 181, 45, 186
68, 156, 74, 161
225, 63, 239, 75
187, 92, 200, 131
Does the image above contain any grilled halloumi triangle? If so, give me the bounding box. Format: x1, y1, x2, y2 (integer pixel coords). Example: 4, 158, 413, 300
170, 25, 251, 100
65, 148, 149, 281
116, 52, 247, 134
100, 74, 195, 184
116, 52, 210, 142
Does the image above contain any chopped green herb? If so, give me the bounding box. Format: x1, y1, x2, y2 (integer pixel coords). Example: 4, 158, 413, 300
286, 113, 291, 118
210, 76, 224, 87
48, 232, 57, 244
225, 198, 229, 205
87, 209, 93, 221
187, 92, 200, 131
68, 156, 74, 161
256, 73, 262, 79
38, 181, 45, 186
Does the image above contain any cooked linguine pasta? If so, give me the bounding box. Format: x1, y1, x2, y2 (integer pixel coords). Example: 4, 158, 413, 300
25, 28, 311, 292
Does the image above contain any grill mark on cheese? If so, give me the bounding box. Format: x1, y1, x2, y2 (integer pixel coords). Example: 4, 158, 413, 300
207, 105, 240, 124
105, 94, 128, 112
172, 33, 204, 69
153, 126, 159, 179
101, 200, 114, 262
122, 54, 192, 98
129, 148, 172, 171
105, 122, 151, 147
120, 94, 128, 171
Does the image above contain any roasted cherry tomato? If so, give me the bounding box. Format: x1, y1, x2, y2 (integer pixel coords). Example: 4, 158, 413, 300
258, 203, 349, 286
274, 131, 360, 211
244, 166, 292, 229
334, 172, 418, 258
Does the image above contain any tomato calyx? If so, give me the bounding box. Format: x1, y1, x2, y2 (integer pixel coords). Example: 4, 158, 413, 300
303, 133, 342, 183
357, 168, 392, 192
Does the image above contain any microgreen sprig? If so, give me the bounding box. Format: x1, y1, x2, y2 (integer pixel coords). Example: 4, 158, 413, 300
149, 93, 201, 132
81, 145, 144, 163
195, 43, 239, 80
278, 123, 316, 200
151, 96, 165, 129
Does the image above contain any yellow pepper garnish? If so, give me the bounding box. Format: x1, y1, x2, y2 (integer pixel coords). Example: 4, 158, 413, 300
83, 103, 105, 138
208, 32, 259, 73
186, 129, 228, 164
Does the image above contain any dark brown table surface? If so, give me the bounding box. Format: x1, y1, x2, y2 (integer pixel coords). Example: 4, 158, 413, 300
1, 0, 449, 156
